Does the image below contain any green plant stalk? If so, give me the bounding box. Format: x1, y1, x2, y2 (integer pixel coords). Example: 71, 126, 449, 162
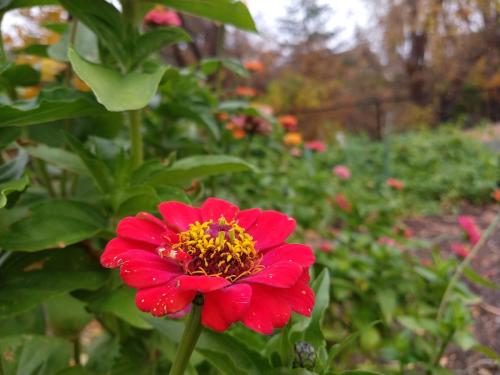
0, 13, 6, 63
168, 299, 203, 375
128, 110, 143, 168
34, 159, 56, 197
436, 210, 500, 320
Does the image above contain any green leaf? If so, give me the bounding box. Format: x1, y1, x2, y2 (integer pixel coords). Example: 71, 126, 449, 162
48, 22, 99, 63
1, 64, 40, 86
197, 330, 270, 375
68, 48, 167, 111
162, 102, 220, 140
114, 185, 158, 218
45, 294, 93, 338
0, 248, 107, 319
24, 144, 88, 175
0, 200, 106, 252
375, 288, 397, 323
87, 286, 152, 330
138, 155, 256, 187
338, 371, 385, 375
65, 134, 113, 192
0, 335, 72, 375
132, 27, 191, 69
303, 269, 330, 349
0, 174, 29, 208
0, 87, 106, 127
154, 0, 257, 32
201, 58, 250, 78
463, 267, 500, 290
59, 0, 128, 65
473, 344, 500, 362
0, 127, 20, 149
21, 44, 49, 57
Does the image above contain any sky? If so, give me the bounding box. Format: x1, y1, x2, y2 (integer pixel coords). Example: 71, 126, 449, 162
245, 0, 371, 49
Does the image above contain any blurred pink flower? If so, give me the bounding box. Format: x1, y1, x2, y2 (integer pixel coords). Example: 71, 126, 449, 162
333, 165, 351, 180
290, 147, 302, 157
319, 241, 333, 253
334, 193, 352, 213
304, 141, 326, 153
451, 242, 470, 258
144, 6, 182, 27
458, 215, 481, 245
378, 237, 397, 247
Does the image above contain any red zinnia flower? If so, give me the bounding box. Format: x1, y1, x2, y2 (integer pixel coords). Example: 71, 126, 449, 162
235, 86, 257, 98
304, 140, 326, 153
386, 178, 404, 190
278, 115, 298, 132
333, 165, 351, 180
458, 215, 481, 245
144, 6, 182, 27
101, 198, 315, 334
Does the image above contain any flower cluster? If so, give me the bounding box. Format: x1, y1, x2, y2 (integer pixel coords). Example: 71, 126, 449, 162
450, 215, 482, 258
144, 6, 182, 27
225, 115, 272, 139
101, 198, 315, 334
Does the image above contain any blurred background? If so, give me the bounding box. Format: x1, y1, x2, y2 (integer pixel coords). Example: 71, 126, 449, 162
3, 0, 500, 140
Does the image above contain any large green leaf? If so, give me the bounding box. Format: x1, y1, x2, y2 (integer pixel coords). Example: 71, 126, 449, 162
0, 174, 29, 208
0, 248, 107, 319
24, 144, 88, 175
59, 0, 128, 65
87, 286, 153, 330
135, 155, 256, 187
0, 200, 106, 251
0, 335, 72, 375
0, 87, 106, 127
201, 58, 250, 78
68, 48, 167, 111
154, 0, 257, 32
0, 128, 20, 149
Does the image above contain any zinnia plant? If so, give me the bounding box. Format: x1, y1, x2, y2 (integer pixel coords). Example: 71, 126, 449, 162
101, 198, 314, 374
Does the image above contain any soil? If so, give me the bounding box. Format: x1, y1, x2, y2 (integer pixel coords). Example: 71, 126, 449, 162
405, 205, 500, 375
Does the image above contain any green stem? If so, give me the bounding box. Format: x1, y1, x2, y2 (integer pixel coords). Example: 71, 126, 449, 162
169, 298, 203, 375
128, 110, 143, 168
436, 211, 500, 320
34, 159, 56, 197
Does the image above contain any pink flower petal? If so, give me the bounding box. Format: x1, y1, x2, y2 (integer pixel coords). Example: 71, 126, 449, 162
260, 244, 315, 268
135, 279, 196, 316
175, 275, 230, 292
282, 271, 314, 316
237, 208, 262, 230
242, 284, 291, 334
117, 216, 165, 245
202, 284, 252, 331
246, 210, 296, 250
100, 238, 156, 268
200, 198, 240, 222
120, 261, 180, 288
158, 201, 200, 232
241, 261, 302, 288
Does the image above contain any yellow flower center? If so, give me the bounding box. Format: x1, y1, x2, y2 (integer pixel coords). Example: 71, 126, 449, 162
172, 218, 262, 282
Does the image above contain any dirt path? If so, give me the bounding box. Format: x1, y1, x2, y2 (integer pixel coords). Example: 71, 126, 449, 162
405, 205, 500, 375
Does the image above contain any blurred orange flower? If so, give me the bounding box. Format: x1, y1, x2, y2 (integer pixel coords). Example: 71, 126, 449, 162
386, 178, 404, 190
244, 60, 264, 73
236, 86, 257, 98
492, 189, 500, 202
278, 115, 298, 132
283, 132, 303, 147
18, 86, 40, 99
217, 112, 230, 122
72, 76, 91, 92
40, 58, 66, 82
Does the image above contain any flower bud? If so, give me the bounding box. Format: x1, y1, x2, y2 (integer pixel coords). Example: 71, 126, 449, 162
293, 341, 316, 370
